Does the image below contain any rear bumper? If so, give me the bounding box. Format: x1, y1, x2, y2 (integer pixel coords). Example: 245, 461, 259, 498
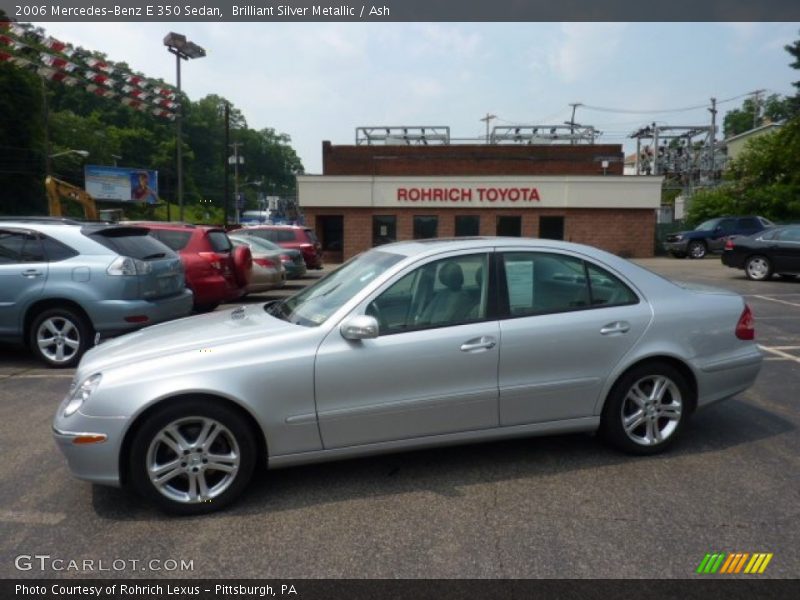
189, 274, 244, 306
721, 251, 744, 269
91, 290, 194, 336
694, 345, 763, 409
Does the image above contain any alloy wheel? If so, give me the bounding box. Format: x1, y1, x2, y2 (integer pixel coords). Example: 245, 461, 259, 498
620, 375, 683, 446
36, 316, 81, 364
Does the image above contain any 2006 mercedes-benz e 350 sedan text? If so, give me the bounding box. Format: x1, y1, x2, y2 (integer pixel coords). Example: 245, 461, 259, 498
53, 238, 762, 514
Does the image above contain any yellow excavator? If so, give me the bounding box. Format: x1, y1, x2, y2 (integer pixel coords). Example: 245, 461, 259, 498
45, 175, 100, 220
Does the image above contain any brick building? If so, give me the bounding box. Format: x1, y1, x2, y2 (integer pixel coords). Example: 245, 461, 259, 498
298, 141, 662, 263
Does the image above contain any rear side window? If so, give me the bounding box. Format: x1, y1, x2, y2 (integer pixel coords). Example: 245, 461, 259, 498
41, 235, 78, 262
0, 230, 44, 263
276, 230, 296, 242
776, 227, 800, 242
737, 218, 761, 230
207, 231, 232, 253
89, 227, 175, 260
151, 229, 192, 251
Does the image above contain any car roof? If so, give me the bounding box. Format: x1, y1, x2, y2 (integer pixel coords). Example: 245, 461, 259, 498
123, 221, 223, 232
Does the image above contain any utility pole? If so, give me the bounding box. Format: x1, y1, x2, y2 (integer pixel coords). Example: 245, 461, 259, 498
223, 102, 230, 227
568, 102, 582, 145
709, 97, 717, 181
480, 113, 497, 143
229, 142, 243, 225
750, 89, 765, 129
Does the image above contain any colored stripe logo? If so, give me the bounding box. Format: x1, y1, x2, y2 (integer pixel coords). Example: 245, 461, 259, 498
696, 552, 773, 574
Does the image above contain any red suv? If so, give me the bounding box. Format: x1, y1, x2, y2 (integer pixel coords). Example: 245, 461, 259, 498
132, 222, 252, 312
235, 225, 323, 269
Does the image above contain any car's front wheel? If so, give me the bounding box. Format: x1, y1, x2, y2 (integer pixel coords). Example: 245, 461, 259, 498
129, 399, 258, 515
745, 255, 773, 281
600, 362, 690, 455
29, 307, 92, 368
687, 240, 707, 259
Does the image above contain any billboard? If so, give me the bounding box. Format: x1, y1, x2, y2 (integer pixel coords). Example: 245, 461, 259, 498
84, 165, 159, 204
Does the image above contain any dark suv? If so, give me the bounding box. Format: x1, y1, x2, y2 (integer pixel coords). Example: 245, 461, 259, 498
234, 225, 323, 269
664, 216, 773, 259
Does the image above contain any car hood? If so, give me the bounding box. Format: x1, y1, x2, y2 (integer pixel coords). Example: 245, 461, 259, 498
79, 304, 293, 374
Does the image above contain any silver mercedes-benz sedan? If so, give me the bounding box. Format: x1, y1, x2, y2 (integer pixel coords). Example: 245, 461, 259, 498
53, 238, 762, 514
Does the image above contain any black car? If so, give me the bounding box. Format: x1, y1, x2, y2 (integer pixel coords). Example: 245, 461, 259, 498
722, 225, 800, 280
664, 216, 773, 259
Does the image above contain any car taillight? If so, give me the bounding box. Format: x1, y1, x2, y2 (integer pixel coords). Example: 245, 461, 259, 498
724, 239, 735, 250
254, 257, 276, 268
736, 304, 755, 340
198, 252, 224, 271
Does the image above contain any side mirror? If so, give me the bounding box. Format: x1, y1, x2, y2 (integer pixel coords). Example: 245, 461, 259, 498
340, 315, 379, 340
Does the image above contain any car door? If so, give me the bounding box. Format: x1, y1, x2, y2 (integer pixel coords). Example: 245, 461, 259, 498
771, 226, 800, 273
0, 229, 48, 336
496, 251, 652, 425
314, 252, 500, 449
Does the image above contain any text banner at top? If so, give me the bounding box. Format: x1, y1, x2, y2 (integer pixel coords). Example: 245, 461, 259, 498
3, 0, 800, 22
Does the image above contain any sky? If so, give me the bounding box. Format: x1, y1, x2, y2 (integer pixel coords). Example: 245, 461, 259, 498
38, 22, 800, 174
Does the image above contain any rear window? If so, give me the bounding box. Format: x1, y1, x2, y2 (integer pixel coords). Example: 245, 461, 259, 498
88, 227, 175, 260
207, 230, 232, 253
151, 229, 192, 251
276, 229, 296, 242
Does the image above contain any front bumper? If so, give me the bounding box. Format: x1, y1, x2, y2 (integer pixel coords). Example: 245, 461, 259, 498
52, 412, 127, 487
663, 239, 689, 254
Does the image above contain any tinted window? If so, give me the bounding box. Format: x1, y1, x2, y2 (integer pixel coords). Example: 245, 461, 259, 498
455, 215, 480, 237
540, 216, 565, 240
0, 230, 44, 264
207, 231, 232, 253
497, 216, 522, 237
776, 227, 800, 242
41, 235, 78, 262
413, 216, 438, 239
718, 219, 736, 234
151, 229, 192, 251
89, 227, 174, 260
303, 228, 319, 244
277, 230, 296, 242
245, 229, 278, 243
737, 218, 761, 230
368, 253, 489, 334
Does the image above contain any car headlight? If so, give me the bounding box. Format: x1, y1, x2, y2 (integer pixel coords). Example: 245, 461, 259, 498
673, 235, 683, 241
63, 373, 102, 417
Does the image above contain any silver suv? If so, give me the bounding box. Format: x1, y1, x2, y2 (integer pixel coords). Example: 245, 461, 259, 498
0, 218, 194, 367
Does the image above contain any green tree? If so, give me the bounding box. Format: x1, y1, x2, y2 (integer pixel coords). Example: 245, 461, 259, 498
723, 94, 790, 138
786, 33, 800, 116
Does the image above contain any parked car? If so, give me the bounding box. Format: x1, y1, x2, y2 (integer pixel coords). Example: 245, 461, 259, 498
664, 216, 773, 259
0, 218, 193, 368
130, 222, 251, 312
229, 232, 307, 279
722, 225, 800, 280
228, 235, 286, 294
235, 224, 323, 270
54, 237, 762, 514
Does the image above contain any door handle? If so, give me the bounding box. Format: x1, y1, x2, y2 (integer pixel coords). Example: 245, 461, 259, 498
460, 336, 497, 352
21, 269, 43, 278
600, 321, 630, 335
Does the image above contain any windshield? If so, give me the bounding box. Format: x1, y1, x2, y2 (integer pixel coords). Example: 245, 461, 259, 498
695, 219, 722, 232
267, 250, 404, 327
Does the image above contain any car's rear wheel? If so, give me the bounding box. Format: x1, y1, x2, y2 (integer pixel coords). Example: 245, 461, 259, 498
687, 241, 707, 259
29, 307, 91, 368
745, 255, 772, 281
129, 399, 257, 515
600, 362, 690, 455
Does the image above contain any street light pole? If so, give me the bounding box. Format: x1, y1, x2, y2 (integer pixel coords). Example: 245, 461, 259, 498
164, 32, 206, 223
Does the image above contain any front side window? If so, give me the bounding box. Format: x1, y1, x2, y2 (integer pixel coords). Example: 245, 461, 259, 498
501, 252, 637, 317
367, 253, 489, 334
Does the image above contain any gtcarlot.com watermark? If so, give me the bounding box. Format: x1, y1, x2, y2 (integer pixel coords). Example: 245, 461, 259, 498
14, 554, 194, 573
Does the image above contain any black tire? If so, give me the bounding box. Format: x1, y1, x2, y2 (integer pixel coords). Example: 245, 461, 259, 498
129, 399, 258, 515
744, 255, 773, 281
29, 307, 92, 368
600, 362, 691, 455
687, 240, 707, 259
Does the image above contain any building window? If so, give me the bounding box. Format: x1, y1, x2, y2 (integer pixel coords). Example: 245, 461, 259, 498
413, 216, 438, 239
455, 215, 480, 237
539, 216, 565, 240
496, 216, 521, 237
318, 215, 344, 252
373, 215, 397, 246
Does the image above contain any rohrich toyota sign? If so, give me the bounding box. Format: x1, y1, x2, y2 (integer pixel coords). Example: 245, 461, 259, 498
397, 186, 541, 203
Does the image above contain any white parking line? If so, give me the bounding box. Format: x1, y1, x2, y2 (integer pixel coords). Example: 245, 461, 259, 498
0, 510, 66, 525
751, 295, 800, 309
759, 345, 800, 364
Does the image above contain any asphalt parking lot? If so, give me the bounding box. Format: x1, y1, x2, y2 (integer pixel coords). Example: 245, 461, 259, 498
0, 257, 798, 579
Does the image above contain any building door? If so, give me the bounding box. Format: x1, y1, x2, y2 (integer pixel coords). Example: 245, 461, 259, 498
539, 216, 565, 240
318, 215, 343, 262
496, 216, 522, 237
